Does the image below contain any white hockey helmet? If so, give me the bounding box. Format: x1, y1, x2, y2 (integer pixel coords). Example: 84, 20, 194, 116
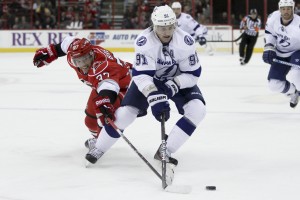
171, 2, 182, 9
151, 5, 176, 26
278, 0, 295, 9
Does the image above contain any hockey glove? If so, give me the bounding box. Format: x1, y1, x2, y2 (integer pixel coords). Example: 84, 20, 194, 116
198, 36, 207, 46
93, 96, 116, 125
164, 80, 179, 98
33, 44, 58, 67
262, 44, 276, 64
147, 92, 170, 122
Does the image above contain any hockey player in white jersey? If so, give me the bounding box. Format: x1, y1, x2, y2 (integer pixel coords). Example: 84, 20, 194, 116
85, 5, 206, 169
263, 0, 300, 108
171, 2, 213, 55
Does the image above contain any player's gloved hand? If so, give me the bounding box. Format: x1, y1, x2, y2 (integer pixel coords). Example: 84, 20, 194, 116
33, 44, 58, 67
147, 92, 170, 122
93, 96, 116, 125
262, 44, 276, 64
164, 79, 179, 98
198, 36, 207, 46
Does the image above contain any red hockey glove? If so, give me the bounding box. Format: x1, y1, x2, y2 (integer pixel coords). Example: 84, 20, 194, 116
93, 96, 116, 125
33, 44, 58, 67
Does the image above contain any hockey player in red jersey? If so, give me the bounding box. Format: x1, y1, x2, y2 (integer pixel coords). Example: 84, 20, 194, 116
33, 36, 132, 148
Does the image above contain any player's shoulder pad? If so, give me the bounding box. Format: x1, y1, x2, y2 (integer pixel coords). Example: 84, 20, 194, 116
135, 27, 153, 50
174, 28, 195, 49
182, 12, 192, 19
268, 10, 280, 20
293, 13, 300, 21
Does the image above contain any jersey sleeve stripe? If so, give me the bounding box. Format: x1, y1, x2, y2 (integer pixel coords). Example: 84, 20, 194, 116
132, 68, 156, 77
193, 24, 200, 32
180, 67, 201, 77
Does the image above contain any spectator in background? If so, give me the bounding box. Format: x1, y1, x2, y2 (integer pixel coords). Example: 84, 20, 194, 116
85, 0, 100, 28
34, 19, 42, 29
123, 5, 138, 29
20, 15, 30, 29
215, 11, 228, 24
10, 0, 22, 14
13, 15, 30, 29
65, 6, 75, 22
0, 5, 13, 29
59, 11, 70, 29
66, 13, 83, 29
42, 11, 56, 29
83, 13, 95, 29
12, 16, 21, 29
231, 14, 240, 28
20, 0, 31, 11
99, 19, 111, 29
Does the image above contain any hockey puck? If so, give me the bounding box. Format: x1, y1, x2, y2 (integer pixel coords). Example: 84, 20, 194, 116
206, 186, 216, 190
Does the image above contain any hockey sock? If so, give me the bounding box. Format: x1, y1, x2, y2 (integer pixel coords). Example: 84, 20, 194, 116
166, 117, 196, 154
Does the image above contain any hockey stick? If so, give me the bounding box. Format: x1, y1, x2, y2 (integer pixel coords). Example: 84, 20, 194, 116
207, 32, 244, 43
106, 118, 162, 180
160, 113, 168, 189
107, 118, 192, 194
273, 58, 300, 69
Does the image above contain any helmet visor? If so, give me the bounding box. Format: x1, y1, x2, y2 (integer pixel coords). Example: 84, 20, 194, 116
72, 52, 93, 74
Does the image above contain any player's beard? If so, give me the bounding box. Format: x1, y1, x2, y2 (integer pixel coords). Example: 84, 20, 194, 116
282, 12, 293, 21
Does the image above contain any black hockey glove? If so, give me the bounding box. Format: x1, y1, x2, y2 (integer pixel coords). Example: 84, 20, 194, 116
262, 44, 276, 64
147, 91, 170, 122
198, 36, 207, 46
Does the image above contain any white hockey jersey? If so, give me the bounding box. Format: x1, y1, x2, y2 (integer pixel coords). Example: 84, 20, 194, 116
265, 10, 300, 57
132, 27, 201, 96
176, 12, 207, 39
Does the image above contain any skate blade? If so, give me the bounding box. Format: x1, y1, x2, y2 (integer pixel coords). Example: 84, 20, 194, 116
85, 160, 92, 168
164, 185, 192, 194
154, 160, 175, 185
166, 163, 175, 185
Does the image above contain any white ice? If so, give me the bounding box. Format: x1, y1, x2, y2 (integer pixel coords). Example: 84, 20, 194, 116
0, 52, 299, 200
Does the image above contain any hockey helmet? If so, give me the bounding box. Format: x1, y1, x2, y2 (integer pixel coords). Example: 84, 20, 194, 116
68, 38, 94, 75
151, 5, 176, 26
171, 2, 182, 9
278, 0, 295, 9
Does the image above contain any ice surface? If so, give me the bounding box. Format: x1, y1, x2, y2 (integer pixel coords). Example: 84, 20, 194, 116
0, 52, 299, 200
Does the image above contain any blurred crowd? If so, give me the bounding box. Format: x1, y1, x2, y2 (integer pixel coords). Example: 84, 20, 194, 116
0, 0, 212, 30
123, 0, 211, 29
2, 0, 300, 30
0, 0, 106, 30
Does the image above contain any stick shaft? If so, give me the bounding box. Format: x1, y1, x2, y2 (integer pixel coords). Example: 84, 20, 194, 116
161, 113, 167, 189
273, 58, 300, 69
107, 118, 163, 180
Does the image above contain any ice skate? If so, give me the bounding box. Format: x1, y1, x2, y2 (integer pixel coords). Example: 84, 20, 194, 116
154, 145, 178, 167
85, 147, 104, 165
154, 145, 177, 185
239, 57, 247, 65
289, 91, 299, 108
84, 138, 97, 150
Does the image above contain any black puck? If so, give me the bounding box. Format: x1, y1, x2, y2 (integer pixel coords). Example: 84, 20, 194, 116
206, 186, 216, 190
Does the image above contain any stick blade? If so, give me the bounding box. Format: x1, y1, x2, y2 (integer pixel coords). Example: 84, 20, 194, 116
164, 185, 192, 194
